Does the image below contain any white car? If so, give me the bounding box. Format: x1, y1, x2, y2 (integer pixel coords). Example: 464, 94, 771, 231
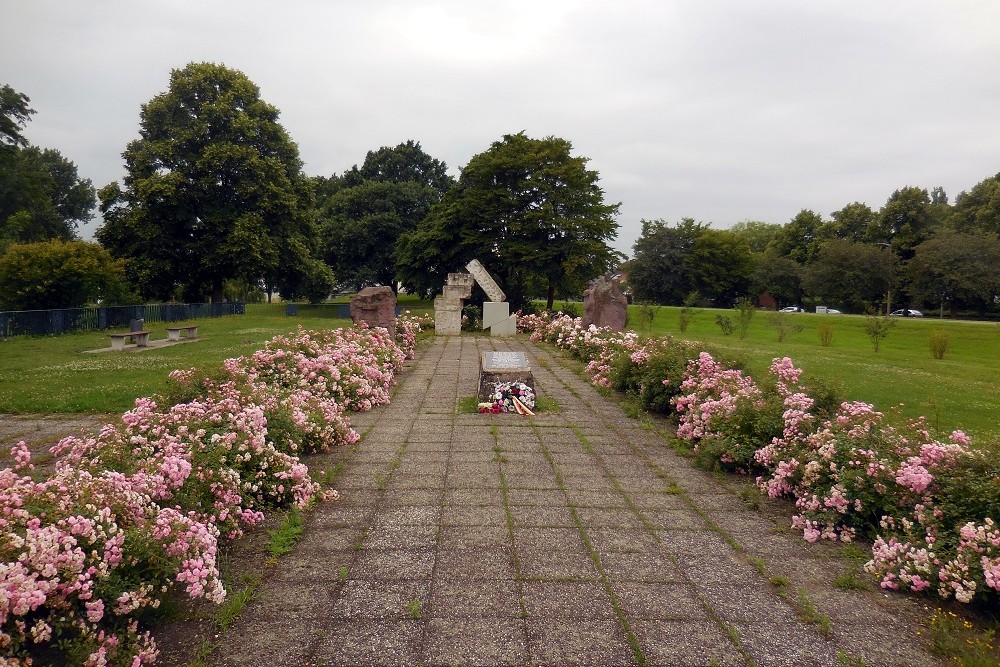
778, 306, 802, 313
890, 309, 923, 317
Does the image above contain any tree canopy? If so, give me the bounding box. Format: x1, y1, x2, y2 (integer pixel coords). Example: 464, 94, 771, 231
318, 141, 452, 291
396, 132, 620, 309
0, 84, 34, 149
0, 84, 95, 252
628, 219, 751, 307
96, 62, 329, 302
0, 239, 130, 310
907, 229, 1000, 317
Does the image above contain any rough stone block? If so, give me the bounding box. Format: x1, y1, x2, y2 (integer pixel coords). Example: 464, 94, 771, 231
350, 286, 397, 336
582, 275, 628, 331
435, 307, 462, 335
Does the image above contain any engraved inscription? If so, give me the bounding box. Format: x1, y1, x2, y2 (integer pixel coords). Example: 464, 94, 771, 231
482, 351, 528, 370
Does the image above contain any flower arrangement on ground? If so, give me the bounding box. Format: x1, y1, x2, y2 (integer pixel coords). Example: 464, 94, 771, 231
479, 381, 536, 415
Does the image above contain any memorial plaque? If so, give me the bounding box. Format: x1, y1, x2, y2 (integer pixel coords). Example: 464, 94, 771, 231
478, 350, 534, 403
482, 350, 528, 370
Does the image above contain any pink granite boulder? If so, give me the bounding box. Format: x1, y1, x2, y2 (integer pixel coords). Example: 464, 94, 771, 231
350, 286, 396, 335
582, 275, 628, 331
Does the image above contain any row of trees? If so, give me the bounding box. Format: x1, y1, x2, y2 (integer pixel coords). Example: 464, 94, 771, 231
1, 64, 622, 311
628, 184, 1000, 316
3, 62, 999, 317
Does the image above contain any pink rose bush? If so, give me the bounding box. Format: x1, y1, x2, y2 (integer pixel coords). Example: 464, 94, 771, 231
520, 313, 998, 606
2, 324, 412, 665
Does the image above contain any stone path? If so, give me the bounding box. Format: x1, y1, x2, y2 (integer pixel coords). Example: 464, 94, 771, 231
197, 336, 942, 666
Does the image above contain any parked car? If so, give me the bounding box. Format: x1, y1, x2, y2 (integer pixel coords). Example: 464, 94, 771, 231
826, 308, 842, 314
890, 309, 923, 317
778, 306, 803, 313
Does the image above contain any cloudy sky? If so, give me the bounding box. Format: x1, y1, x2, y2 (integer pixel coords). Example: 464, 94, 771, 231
4, 0, 1000, 254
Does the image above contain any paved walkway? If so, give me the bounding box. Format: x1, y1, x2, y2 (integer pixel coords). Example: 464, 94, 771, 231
203, 335, 941, 667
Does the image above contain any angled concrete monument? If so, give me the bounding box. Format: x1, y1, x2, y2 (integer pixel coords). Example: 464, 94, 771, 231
465, 259, 506, 303
435, 259, 517, 337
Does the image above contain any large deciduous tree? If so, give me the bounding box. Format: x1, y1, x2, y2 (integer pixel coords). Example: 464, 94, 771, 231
950, 174, 1000, 235
396, 132, 620, 309
800, 239, 891, 313
767, 209, 826, 264
871, 186, 935, 259
0, 84, 34, 149
1, 146, 95, 246
627, 219, 705, 305
318, 141, 452, 291
0, 84, 96, 250
906, 230, 1000, 317
96, 62, 329, 302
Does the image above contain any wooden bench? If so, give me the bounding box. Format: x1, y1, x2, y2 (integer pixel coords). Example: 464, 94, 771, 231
109, 331, 150, 351
165, 325, 199, 341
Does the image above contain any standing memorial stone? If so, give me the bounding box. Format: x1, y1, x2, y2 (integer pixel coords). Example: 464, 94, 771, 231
350, 286, 397, 335
434, 272, 474, 335
478, 350, 535, 403
582, 275, 628, 331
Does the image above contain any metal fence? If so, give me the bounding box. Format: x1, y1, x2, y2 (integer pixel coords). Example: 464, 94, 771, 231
0, 302, 245, 338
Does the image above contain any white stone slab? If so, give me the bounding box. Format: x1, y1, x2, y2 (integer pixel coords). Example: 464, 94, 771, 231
465, 259, 506, 303
482, 301, 510, 329
490, 314, 517, 337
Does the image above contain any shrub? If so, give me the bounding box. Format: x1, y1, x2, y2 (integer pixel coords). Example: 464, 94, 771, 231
863, 313, 896, 352
735, 297, 756, 340
767, 311, 804, 342
677, 292, 700, 333
0, 239, 131, 310
0, 323, 415, 665
715, 314, 735, 335
817, 322, 834, 347
929, 329, 949, 360
635, 301, 659, 331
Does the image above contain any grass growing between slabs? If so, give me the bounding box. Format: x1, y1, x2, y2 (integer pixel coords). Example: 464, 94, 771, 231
0, 309, 354, 414
627, 304, 1000, 447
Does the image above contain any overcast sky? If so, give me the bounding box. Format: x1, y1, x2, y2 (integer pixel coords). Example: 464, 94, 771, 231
4, 0, 1000, 254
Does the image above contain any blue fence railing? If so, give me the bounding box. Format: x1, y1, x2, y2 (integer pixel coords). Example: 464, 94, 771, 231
0, 302, 245, 338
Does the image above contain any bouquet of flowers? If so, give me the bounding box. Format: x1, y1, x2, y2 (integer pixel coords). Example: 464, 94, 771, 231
479, 381, 536, 415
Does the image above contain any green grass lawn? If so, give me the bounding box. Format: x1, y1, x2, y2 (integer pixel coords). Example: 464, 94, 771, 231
0, 308, 355, 414
628, 305, 1000, 446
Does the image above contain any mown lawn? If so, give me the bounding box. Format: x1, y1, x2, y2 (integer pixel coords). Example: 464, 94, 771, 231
0, 307, 354, 414
627, 304, 1000, 447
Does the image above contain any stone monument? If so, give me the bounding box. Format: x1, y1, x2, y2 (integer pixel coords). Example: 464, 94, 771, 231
350, 286, 397, 335
478, 350, 535, 403
434, 272, 474, 335
433, 259, 517, 337
582, 275, 628, 331
465, 259, 516, 337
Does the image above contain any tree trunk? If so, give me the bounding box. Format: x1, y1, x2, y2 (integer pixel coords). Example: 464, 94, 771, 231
546, 283, 555, 311
212, 283, 225, 304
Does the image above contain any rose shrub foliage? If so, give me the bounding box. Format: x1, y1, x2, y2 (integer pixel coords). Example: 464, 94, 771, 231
521, 312, 998, 606
1, 319, 422, 666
